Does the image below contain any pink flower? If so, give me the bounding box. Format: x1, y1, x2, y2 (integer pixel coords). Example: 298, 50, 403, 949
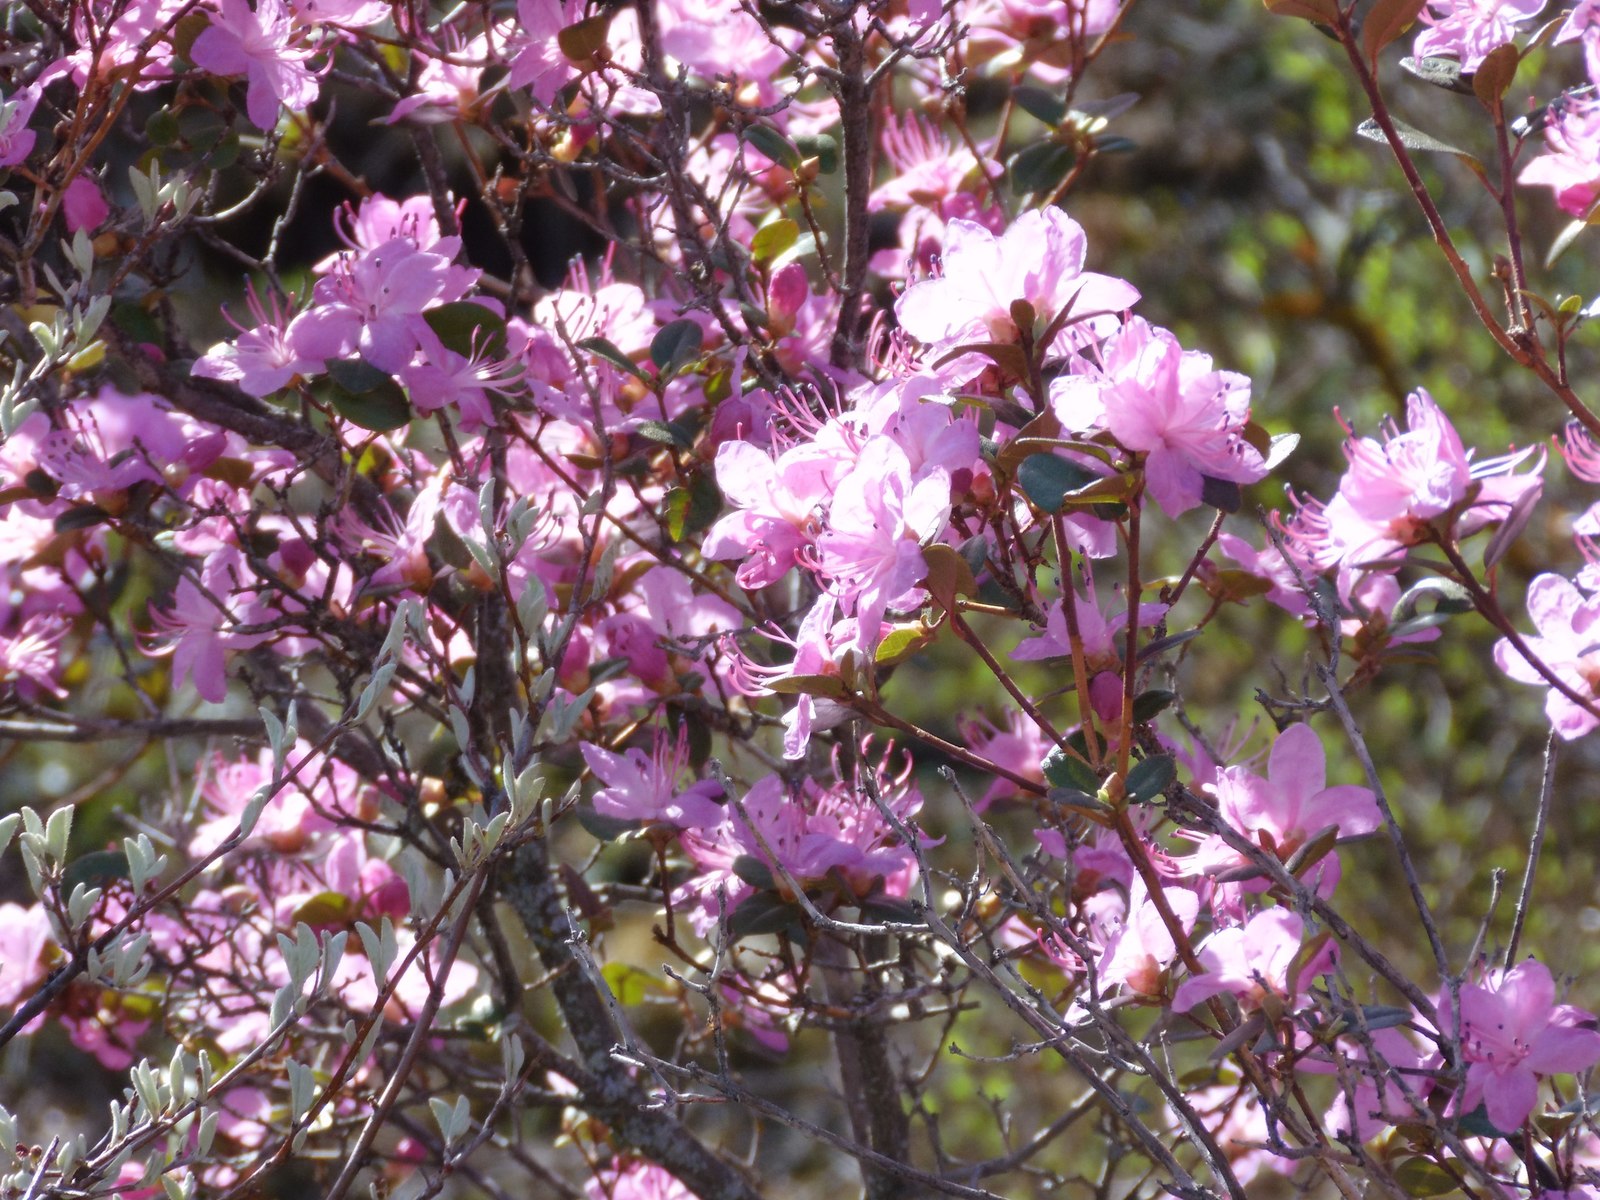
1188, 723, 1380, 889
1413, 0, 1547, 71
61, 175, 109, 232
1098, 880, 1201, 999
0, 903, 52, 1010
0, 612, 71, 700
191, 0, 320, 131
1171, 908, 1335, 1013
895, 207, 1139, 358
0, 85, 40, 168
1051, 318, 1267, 516
580, 736, 725, 829
194, 284, 325, 397
1493, 573, 1600, 739
1449, 959, 1600, 1131
584, 1159, 697, 1200
1520, 98, 1600, 218
508, 0, 580, 106
815, 437, 952, 651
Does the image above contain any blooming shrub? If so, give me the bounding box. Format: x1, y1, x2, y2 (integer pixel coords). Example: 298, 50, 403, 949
0, 0, 1596, 1196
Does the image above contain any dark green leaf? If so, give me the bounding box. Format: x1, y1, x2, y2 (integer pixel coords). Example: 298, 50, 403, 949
1014, 85, 1068, 127
650, 318, 704, 376
60, 850, 130, 894
54, 505, 112, 532
743, 124, 801, 170
576, 808, 643, 841
728, 892, 804, 939
424, 302, 508, 359
765, 673, 850, 698
1389, 577, 1474, 623
1138, 627, 1203, 662
634, 419, 692, 449
1200, 475, 1243, 512
732, 855, 778, 891
578, 337, 649, 383
1330, 1004, 1415, 1035
1008, 141, 1076, 196
327, 358, 392, 394
1042, 746, 1100, 792
1131, 689, 1176, 722
1017, 452, 1100, 512
1125, 754, 1176, 803
793, 133, 839, 174
1393, 1158, 1466, 1196
330, 375, 410, 432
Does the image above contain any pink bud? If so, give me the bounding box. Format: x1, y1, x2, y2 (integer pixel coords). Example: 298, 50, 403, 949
767, 263, 809, 336
61, 175, 110, 233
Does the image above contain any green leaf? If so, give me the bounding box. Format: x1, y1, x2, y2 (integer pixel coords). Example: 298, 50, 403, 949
292, 891, 354, 927
1361, 0, 1429, 65
649, 318, 704, 376
327, 358, 392, 394
1199, 476, 1243, 513
576, 808, 643, 841
664, 474, 721, 542
558, 14, 610, 63
634, 419, 692, 449
732, 855, 778, 891
1014, 85, 1068, 127
1389, 577, 1474, 624
602, 962, 667, 1006
1131, 689, 1176, 722
54, 505, 112, 532
1008, 141, 1076, 196
60, 849, 130, 894
1329, 1003, 1415, 1036
765, 673, 850, 699
876, 624, 935, 666
330, 374, 411, 432
743, 124, 801, 170
1355, 117, 1483, 175
793, 133, 839, 174
1470, 42, 1519, 106
751, 218, 800, 263
1401, 55, 1473, 93
728, 892, 804, 939
1017, 452, 1100, 512
1392, 1158, 1465, 1197
1042, 746, 1100, 793
578, 337, 649, 383
1124, 754, 1176, 803
424, 302, 508, 359
1048, 787, 1115, 821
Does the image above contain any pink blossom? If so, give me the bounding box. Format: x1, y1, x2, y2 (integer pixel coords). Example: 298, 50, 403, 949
191, 0, 321, 131
1097, 880, 1201, 999
1012, 588, 1167, 721
700, 439, 829, 588
815, 437, 952, 651
1520, 98, 1600, 218
0, 612, 71, 700
145, 547, 274, 704
1554, 0, 1600, 84
585, 1159, 698, 1200
508, 0, 580, 106
1494, 573, 1600, 738
194, 284, 325, 397
1413, 0, 1547, 71
1448, 959, 1600, 1131
1188, 723, 1379, 889
895, 207, 1139, 359
61, 175, 109, 232
1051, 318, 1266, 516
1171, 908, 1335, 1013
0, 85, 40, 167
0, 903, 52, 1010
580, 736, 725, 829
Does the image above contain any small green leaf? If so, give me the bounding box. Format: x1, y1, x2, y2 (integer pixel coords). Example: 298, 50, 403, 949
54, 505, 112, 532
728, 892, 804, 939
1042, 746, 1100, 793
1356, 117, 1482, 174
558, 14, 610, 63
649, 318, 704, 376
602, 962, 667, 1006
327, 358, 392, 394
764, 673, 849, 699
1389, 577, 1474, 623
743, 124, 801, 170
1200, 476, 1243, 513
424, 302, 508, 359
1017, 452, 1100, 512
793, 133, 839, 174
578, 336, 649, 383
1392, 1158, 1465, 1197
576, 808, 643, 841
60, 849, 130, 894
292, 891, 354, 927
1124, 754, 1176, 803
634, 420, 692, 449
1008, 141, 1076, 196
751, 218, 800, 263
330, 374, 411, 432
922, 542, 977, 614
664, 474, 721, 542
1131, 689, 1176, 722
876, 624, 935, 666
732, 855, 778, 891
1014, 85, 1068, 127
